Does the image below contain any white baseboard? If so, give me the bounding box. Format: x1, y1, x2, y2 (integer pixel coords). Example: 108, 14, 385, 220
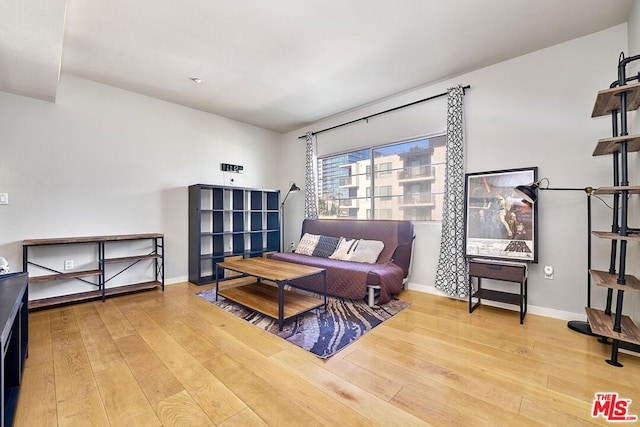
620, 348, 640, 357
166, 276, 188, 285
406, 282, 586, 322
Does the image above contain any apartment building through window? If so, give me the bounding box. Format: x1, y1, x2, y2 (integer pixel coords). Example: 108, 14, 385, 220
316, 134, 447, 221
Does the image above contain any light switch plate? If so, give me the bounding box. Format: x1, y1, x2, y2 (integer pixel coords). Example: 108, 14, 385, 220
0, 193, 8, 205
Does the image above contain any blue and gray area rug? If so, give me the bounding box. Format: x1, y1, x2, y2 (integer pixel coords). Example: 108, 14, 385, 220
196, 287, 410, 358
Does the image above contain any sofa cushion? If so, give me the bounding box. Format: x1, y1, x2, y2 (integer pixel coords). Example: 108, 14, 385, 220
295, 233, 320, 255
329, 237, 358, 260
349, 239, 385, 264
311, 235, 341, 258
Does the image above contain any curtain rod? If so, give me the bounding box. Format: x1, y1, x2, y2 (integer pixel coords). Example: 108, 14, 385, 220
298, 85, 470, 139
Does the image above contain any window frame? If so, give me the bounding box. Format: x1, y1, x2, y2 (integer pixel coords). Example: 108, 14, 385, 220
316, 133, 447, 222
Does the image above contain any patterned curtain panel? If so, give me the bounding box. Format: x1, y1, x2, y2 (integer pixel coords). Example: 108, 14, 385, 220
304, 131, 319, 219
434, 85, 467, 297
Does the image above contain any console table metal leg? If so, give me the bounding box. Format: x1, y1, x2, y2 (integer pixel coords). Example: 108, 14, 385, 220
469, 277, 481, 313
278, 280, 285, 331
519, 280, 524, 324
468, 276, 472, 313
322, 271, 327, 310
215, 264, 220, 301
99, 242, 105, 301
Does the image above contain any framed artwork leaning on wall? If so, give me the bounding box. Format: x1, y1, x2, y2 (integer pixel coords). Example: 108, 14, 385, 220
464, 167, 538, 263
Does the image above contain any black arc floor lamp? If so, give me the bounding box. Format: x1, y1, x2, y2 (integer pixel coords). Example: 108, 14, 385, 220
280, 182, 300, 252
515, 178, 597, 336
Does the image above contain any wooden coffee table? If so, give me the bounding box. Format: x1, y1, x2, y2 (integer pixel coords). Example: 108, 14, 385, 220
214, 257, 327, 331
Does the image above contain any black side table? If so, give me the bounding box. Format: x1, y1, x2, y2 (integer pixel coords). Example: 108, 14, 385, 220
468, 258, 528, 324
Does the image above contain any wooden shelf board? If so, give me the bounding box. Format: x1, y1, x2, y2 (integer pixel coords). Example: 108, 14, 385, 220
218, 282, 323, 320
589, 269, 640, 292
104, 254, 161, 264
474, 288, 521, 306
200, 253, 224, 260
28, 289, 103, 310
28, 282, 160, 310
592, 82, 640, 117
585, 307, 640, 345
104, 281, 161, 297
29, 269, 102, 284
216, 276, 261, 290
592, 231, 640, 241
592, 134, 640, 156
23, 233, 163, 246
593, 186, 640, 195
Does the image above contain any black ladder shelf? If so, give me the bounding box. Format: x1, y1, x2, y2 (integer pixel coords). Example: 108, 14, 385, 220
586, 52, 640, 367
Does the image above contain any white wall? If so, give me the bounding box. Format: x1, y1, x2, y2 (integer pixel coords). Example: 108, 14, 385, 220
630, 2, 640, 76
0, 74, 281, 299
280, 24, 630, 318
626, 0, 640, 327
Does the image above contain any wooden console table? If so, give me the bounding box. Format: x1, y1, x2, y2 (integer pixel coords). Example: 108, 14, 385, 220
23, 233, 164, 310
468, 258, 528, 324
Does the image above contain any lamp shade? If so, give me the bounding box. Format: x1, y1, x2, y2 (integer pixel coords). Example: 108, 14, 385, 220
514, 182, 539, 204
289, 183, 301, 192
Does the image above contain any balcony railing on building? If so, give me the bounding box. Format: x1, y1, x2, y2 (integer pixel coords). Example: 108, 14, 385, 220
337, 198, 354, 207
399, 193, 436, 207
397, 165, 435, 181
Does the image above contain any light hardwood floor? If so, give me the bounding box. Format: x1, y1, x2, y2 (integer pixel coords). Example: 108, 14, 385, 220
14, 282, 640, 426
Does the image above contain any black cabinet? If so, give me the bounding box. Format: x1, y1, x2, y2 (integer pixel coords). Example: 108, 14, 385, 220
188, 184, 280, 285
0, 272, 28, 427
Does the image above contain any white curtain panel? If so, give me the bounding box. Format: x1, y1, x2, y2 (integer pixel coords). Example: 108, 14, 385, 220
304, 131, 319, 219
434, 85, 468, 297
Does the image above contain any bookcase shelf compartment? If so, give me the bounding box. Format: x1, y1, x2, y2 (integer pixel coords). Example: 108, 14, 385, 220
189, 184, 280, 285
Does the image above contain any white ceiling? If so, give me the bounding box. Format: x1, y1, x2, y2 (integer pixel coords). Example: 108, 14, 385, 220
0, 0, 634, 133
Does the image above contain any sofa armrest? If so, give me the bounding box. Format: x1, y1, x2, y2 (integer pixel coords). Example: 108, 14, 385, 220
391, 236, 415, 278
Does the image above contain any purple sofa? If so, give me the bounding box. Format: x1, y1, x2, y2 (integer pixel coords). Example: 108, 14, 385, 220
269, 218, 414, 305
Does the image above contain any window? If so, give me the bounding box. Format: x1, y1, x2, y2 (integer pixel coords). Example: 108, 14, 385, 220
377, 162, 392, 177
377, 185, 392, 200
368, 186, 392, 198
317, 135, 446, 221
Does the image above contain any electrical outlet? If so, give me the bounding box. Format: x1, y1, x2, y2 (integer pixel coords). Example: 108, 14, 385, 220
0, 193, 8, 205
223, 172, 242, 186
543, 265, 554, 280
64, 260, 74, 270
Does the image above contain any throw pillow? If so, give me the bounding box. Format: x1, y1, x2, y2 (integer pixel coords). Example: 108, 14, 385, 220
312, 235, 341, 258
295, 233, 321, 256
329, 237, 358, 261
349, 239, 385, 264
